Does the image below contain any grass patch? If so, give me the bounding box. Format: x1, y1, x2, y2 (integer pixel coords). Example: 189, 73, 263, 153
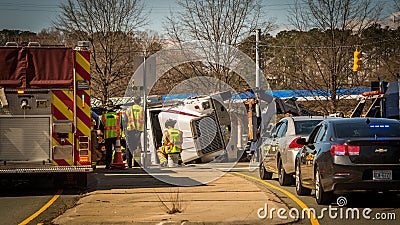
156, 188, 185, 214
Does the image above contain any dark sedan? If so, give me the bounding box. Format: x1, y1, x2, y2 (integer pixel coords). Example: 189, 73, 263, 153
295, 118, 400, 204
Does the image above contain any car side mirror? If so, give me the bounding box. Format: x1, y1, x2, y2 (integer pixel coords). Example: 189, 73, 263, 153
296, 137, 307, 145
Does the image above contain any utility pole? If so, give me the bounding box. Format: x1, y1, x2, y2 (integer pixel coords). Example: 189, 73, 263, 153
398, 73, 400, 120
255, 28, 261, 118
142, 50, 148, 168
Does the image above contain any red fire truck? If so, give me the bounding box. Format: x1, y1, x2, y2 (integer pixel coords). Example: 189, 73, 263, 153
0, 41, 93, 188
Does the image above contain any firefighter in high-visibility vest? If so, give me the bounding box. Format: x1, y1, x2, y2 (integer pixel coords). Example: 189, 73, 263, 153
161, 119, 183, 167
101, 101, 121, 169
124, 96, 144, 168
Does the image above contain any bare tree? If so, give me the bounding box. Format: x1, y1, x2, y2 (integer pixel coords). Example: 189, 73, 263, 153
283, 0, 383, 114
0, 29, 37, 45
36, 28, 66, 45
53, 0, 149, 104
163, 0, 274, 94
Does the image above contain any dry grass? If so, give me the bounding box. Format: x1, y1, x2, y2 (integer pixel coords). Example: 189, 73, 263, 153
156, 188, 185, 214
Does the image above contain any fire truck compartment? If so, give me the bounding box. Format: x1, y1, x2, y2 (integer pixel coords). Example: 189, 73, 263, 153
0, 116, 51, 162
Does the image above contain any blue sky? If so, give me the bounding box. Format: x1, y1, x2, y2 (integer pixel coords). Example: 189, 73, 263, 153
0, 0, 396, 34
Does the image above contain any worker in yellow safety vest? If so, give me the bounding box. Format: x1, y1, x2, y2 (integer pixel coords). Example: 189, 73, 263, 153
101, 101, 121, 169
159, 119, 183, 167
124, 96, 144, 168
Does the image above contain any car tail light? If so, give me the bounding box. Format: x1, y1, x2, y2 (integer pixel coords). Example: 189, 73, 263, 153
331, 144, 346, 156
289, 136, 303, 148
347, 145, 360, 156
330, 144, 360, 156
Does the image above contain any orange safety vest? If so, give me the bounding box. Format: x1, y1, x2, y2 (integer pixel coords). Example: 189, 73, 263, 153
126, 104, 144, 131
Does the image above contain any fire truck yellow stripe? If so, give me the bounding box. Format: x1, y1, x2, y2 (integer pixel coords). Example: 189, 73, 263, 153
75, 56, 91, 123
52, 91, 73, 120
52, 90, 74, 167
64, 159, 74, 165
75, 50, 91, 166
76, 73, 83, 81
52, 160, 74, 166
51, 138, 74, 166
76, 117, 91, 137
76, 94, 91, 135
51, 124, 72, 148
75, 52, 90, 75
52, 91, 74, 145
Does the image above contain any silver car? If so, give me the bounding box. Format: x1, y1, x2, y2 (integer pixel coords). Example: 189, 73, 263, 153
259, 116, 329, 186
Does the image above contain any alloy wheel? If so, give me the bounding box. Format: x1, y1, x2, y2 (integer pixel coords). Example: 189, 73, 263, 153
295, 162, 311, 195
296, 164, 301, 192
315, 170, 321, 199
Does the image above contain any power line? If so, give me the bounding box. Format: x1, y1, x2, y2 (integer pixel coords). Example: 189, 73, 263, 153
0, 2, 59, 7
261, 37, 400, 49
0, 8, 57, 12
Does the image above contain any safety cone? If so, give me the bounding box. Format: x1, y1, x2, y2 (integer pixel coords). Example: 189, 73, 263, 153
110, 136, 127, 170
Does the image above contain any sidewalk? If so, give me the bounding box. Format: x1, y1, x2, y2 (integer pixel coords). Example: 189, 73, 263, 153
53, 165, 294, 225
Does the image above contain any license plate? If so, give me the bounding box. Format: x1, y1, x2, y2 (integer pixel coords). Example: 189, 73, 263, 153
373, 170, 392, 180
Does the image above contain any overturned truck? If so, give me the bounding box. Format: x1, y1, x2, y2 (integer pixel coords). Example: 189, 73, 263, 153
144, 95, 230, 164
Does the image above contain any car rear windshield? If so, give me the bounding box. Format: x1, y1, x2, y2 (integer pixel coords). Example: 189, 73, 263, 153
294, 120, 323, 135
335, 122, 400, 138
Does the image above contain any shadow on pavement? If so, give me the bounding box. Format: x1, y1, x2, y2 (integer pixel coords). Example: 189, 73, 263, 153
0, 166, 210, 197
87, 167, 208, 192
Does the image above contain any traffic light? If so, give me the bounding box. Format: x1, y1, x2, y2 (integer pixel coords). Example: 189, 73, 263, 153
353, 48, 362, 72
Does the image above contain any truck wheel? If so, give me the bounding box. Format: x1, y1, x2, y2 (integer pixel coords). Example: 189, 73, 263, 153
315, 169, 333, 205
295, 162, 311, 196
278, 158, 294, 186
259, 163, 273, 180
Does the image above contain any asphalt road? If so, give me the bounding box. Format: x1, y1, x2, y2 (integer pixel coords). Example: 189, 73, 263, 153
0, 162, 398, 225
0, 167, 175, 225
231, 164, 399, 225
0, 177, 82, 225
